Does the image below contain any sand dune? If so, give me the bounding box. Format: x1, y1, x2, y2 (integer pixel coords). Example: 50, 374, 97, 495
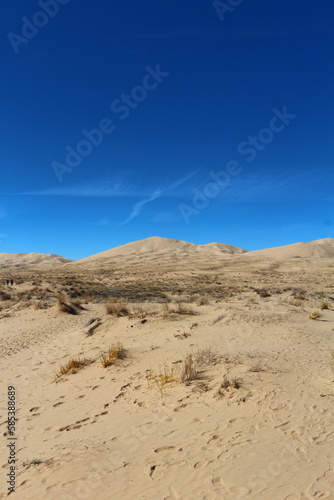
247, 238, 334, 259
1, 238, 334, 271
73, 236, 247, 267
0, 253, 72, 269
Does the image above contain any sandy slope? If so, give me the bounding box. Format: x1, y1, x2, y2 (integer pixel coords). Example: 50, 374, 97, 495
0, 253, 72, 269
247, 238, 334, 259
1, 237, 334, 271
71, 237, 247, 267
0, 259, 333, 500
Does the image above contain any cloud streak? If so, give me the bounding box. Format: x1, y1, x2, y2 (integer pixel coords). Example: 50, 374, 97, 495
119, 188, 163, 225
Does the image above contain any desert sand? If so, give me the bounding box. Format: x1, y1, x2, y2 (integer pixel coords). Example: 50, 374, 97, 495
0, 237, 334, 499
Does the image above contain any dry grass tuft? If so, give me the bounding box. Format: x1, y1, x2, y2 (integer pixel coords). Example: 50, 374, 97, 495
54, 356, 89, 381
308, 309, 321, 320
195, 347, 221, 367
161, 301, 196, 319
105, 299, 130, 317
146, 364, 178, 396
196, 296, 210, 306
175, 301, 196, 315
179, 354, 199, 383
320, 299, 330, 310
100, 343, 126, 367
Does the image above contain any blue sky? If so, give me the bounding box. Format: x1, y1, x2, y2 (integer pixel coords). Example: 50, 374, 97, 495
1, 0, 333, 259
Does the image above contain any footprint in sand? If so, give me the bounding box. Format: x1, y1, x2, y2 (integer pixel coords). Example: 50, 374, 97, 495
53, 402, 64, 407
212, 476, 225, 487
174, 404, 187, 412
194, 460, 210, 469
155, 446, 175, 453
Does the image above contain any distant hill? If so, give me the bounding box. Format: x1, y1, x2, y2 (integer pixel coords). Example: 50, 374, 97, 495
2, 237, 333, 270
73, 236, 247, 266
0, 253, 72, 269
246, 238, 334, 259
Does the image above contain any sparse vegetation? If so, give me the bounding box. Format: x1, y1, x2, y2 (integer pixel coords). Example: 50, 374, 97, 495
196, 296, 210, 306
54, 356, 89, 381
105, 299, 130, 317
146, 364, 178, 396
320, 299, 329, 310
22, 458, 53, 469
179, 354, 199, 383
255, 288, 271, 298
308, 309, 321, 320
0, 290, 12, 301
57, 295, 80, 315
215, 376, 242, 397
161, 301, 196, 319
194, 347, 221, 367
100, 343, 126, 367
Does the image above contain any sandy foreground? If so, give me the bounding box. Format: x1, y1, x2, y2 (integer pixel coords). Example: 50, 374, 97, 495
0, 254, 334, 499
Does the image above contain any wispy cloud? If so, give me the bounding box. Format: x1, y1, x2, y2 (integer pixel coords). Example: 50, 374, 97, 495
118, 170, 199, 225
195, 170, 325, 204
167, 169, 199, 189
119, 188, 163, 225
17, 170, 199, 199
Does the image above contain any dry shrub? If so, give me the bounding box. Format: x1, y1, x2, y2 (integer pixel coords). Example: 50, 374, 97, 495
320, 299, 329, 310
215, 376, 241, 396
146, 364, 178, 396
0, 291, 11, 301
34, 300, 52, 310
309, 309, 321, 320
105, 299, 130, 317
196, 296, 210, 306
57, 295, 79, 315
179, 354, 199, 383
175, 301, 195, 315
161, 302, 171, 319
131, 304, 160, 319
290, 298, 303, 307
100, 343, 126, 367
195, 347, 221, 367
161, 301, 196, 318
291, 290, 307, 300
22, 458, 53, 469
54, 356, 89, 381
255, 289, 271, 298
